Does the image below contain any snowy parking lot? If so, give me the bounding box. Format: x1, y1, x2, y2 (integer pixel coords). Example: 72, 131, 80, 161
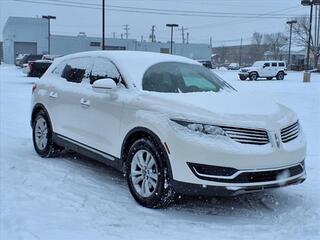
0, 65, 319, 240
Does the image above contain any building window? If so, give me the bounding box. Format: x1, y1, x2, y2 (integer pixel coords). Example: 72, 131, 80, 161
160, 48, 170, 54
105, 46, 126, 50
90, 42, 101, 47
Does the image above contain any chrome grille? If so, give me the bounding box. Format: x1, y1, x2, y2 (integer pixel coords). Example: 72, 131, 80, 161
221, 126, 269, 145
281, 121, 300, 143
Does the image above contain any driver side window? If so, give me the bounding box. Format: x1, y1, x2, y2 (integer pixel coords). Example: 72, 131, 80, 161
90, 58, 121, 84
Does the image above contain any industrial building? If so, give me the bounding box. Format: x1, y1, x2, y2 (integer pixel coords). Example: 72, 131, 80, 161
2, 17, 211, 64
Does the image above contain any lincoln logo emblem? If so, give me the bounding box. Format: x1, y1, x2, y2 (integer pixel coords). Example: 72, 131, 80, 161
275, 134, 281, 148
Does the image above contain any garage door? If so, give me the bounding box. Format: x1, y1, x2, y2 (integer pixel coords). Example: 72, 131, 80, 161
14, 42, 37, 59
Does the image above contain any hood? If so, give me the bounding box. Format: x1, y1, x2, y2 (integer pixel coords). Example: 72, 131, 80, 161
241, 66, 258, 72
138, 91, 297, 131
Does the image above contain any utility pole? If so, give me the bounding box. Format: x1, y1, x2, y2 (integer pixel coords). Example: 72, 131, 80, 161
123, 24, 130, 40
239, 38, 243, 67
151, 25, 156, 42
112, 32, 116, 39
42, 15, 56, 54
287, 20, 297, 69
102, 0, 105, 50
210, 37, 213, 48
141, 35, 143, 42
187, 32, 189, 44
166, 24, 179, 54
178, 26, 187, 44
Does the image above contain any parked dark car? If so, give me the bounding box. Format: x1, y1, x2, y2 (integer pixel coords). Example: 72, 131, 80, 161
197, 60, 213, 69
28, 55, 61, 78
19, 54, 43, 68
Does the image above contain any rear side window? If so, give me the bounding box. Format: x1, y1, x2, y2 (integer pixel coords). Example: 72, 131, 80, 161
61, 57, 92, 83
272, 62, 277, 67
279, 62, 285, 67
90, 58, 121, 84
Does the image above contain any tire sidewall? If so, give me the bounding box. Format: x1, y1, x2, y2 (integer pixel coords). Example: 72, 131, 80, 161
249, 72, 258, 81
126, 139, 167, 208
32, 111, 53, 157
277, 72, 284, 80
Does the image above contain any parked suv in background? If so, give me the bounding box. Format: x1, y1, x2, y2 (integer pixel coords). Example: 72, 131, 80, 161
28, 55, 61, 78
228, 63, 240, 70
31, 51, 306, 208
239, 61, 287, 81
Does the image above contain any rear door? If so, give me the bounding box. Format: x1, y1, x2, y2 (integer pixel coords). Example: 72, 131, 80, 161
51, 57, 93, 141
271, 62, 278, 76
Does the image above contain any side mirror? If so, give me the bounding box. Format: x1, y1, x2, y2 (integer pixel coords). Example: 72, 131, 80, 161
92, 78, 117, 92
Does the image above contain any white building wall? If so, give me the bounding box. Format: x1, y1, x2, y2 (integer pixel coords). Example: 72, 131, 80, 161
3, 17, 211, 64
2, 17, 48, 64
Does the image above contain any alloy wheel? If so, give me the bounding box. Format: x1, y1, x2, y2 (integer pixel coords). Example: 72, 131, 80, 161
130, 149, 158, 198
34, 116, 48, 150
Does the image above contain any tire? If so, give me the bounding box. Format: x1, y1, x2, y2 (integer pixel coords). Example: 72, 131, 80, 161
276, 72, 285, 80
239, 75, 247, 81
126, 138, 175, 208
267, 77, 273, 80
249, 72, 258, 81
32, 110, 57, 157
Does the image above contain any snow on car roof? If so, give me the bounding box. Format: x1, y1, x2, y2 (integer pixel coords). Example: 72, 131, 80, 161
53, 50, 199, 89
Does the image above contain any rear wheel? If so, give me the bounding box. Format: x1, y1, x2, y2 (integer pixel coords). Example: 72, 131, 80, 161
32, 110, 57, 157
249, 72, 258, 81
276, 72, 285, 80
126, 138, 175, 208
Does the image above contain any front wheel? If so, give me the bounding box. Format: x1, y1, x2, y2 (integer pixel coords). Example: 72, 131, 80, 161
126, 138, 175, 208
249, 72, 258, 81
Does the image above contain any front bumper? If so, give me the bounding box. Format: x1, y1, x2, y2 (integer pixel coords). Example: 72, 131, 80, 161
172, 162, 306, 196
163, 120, 307, 193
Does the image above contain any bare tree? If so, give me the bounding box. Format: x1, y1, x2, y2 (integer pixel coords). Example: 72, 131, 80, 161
250, 32, 264, 61
291, 16, 320, 68
252, 32, 263, 46
263, 32, 288, 60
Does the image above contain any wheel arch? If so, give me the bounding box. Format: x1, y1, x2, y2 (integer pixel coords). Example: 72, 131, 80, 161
249, 71, 259, 77
121, 127, 173, 178
31, 103, 52, 129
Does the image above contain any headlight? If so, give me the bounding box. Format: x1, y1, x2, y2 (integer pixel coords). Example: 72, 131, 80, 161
171, 119, 227, 137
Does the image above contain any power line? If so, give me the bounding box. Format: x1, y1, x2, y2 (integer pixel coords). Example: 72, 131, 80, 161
12, 0, 305, 19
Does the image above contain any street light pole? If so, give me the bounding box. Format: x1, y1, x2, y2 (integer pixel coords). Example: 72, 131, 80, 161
166, 24, 179, 54
286, 20, 297, 69
42, 15, 56, 55
102, 0, 105, 50
307, 3, 314, 69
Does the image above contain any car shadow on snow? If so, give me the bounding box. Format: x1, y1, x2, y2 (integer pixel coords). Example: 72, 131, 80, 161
56, 150, 303, 218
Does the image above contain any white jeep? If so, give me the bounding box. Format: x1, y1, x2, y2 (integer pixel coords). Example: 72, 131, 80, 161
239, 61, 287, 81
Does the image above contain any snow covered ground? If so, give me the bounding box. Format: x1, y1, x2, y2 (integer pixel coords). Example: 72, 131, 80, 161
0, 65, 319, 240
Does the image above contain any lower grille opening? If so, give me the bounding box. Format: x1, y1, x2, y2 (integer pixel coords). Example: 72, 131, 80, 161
188, 162, 304, 183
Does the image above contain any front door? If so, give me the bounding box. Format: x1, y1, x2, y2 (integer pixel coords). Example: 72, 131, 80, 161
76, 57, 125, 158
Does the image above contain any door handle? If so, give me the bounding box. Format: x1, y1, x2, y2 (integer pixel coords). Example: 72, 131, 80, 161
49, 91, 58, 98
80, 98, 90, 107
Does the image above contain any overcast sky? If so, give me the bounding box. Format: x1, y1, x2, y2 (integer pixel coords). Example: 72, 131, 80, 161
0, 0, 310, 46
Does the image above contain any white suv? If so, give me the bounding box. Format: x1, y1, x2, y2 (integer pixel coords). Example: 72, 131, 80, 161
239, 61, 287, 81
31, 51, 306, 208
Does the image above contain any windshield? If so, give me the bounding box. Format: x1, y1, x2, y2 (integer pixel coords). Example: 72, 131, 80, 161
142, 62, 234, 93
252, 61, 263, 67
